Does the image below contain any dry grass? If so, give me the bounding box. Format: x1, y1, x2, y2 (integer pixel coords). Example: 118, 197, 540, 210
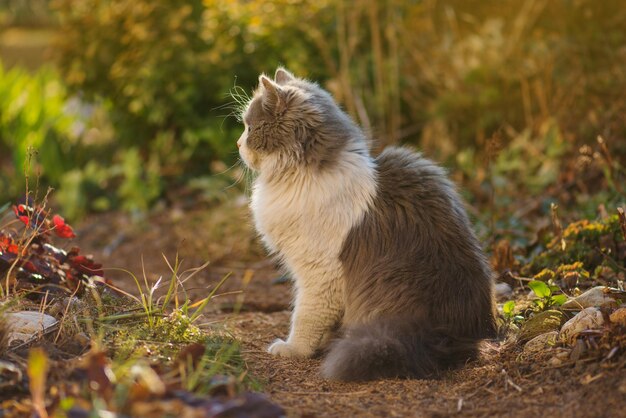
0, 311, 9, 355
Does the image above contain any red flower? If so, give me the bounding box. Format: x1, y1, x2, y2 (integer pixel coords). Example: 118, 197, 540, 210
52, 215, 76, 239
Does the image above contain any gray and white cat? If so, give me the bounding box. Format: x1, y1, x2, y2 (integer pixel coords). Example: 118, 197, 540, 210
237, 68, 496, 381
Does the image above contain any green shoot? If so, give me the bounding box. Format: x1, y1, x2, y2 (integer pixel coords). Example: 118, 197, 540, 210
528, 280, 567, 311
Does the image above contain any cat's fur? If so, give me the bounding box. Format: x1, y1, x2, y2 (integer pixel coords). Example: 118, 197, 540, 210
237, 68, 496, 381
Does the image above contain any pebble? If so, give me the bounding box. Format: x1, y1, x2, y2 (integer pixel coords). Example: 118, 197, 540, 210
547, 357, 562, 366
523, 331, 558, 355
555, 348, 571, 360
559, 307, 605, 344
75, 332, 91, 346
619, 379, 626, 394
5, 311, 58, 346
561, 286, 620, 310
494, 282, 512, 299
519, 310, 565, 342
0, 360, 22, 390
609, 307, 626, 326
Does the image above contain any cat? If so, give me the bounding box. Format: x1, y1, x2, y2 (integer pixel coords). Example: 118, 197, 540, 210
237, 68, 496, 381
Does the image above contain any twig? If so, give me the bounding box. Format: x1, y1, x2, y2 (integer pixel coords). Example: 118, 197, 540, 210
54, 284, 81, 343
501, 369, 523, 393
617, 207, 626, 242
92, 311, 165, 322
464, 379, 494, 400
273, 390, 371, 396
550, 203, 565, 251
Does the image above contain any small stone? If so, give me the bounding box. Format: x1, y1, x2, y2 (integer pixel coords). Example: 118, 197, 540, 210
523, 331, 559, 355
555, 348, 571, 360
547, 357, 562, 366
561, 286, 621, 310
519, 310, 565, 343
494, 282, 512, 299
0, 360, 22, 391
559, 307, 605, 344
75, 332, 91, 346
609, 307, 626, 326
5, 311, 58, 346
569, 339, 586, 361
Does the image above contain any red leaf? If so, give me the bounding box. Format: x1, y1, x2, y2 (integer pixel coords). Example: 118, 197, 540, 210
52, 215, 76, 239
0, 235, 22, 256
12, 204, 49, 230
13, 204, 31, 226
70, 253, 104, 278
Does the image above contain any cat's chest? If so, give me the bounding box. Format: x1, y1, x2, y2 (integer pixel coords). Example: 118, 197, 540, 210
250, 181, 354, 256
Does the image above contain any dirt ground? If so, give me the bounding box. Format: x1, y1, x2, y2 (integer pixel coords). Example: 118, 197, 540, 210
74, 201, 626, 418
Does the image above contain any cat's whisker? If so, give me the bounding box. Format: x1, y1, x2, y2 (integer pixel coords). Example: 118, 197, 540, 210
213, 160, 242, 177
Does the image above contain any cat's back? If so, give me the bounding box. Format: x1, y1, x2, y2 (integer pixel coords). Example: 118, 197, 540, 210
372, 146, 463, 222
341, 146, 495, 336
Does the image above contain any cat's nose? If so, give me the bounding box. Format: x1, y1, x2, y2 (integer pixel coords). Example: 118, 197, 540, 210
236, 140, 242, 148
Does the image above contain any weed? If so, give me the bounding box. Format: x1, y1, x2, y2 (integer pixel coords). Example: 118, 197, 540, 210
527, 280, 567, 312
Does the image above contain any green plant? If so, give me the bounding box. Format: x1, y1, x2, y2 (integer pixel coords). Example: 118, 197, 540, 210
0, 62, 77, 201
528, 280, 567, 311
98, 254, 228, 332
527, 214, 626, 275
502, 300, 524, 324
53, 0, 329, 177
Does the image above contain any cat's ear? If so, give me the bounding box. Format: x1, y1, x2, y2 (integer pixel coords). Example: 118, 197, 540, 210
274, 68, 295, 84
260, 75, 287, 114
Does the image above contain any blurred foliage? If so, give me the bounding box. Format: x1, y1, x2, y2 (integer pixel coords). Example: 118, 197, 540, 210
0, 62, 76, 199
528, 215, 626, 274
0, 62, 166, 219
0, 0, 55, 27
1, 0, 625, 220
52, 0, 333, 179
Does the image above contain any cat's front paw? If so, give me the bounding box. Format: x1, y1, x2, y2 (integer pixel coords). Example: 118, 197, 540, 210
267, 339, 313, 358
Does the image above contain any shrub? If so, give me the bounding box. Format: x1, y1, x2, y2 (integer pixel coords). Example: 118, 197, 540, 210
53, 0, 334, 183
9, 0, 625, 218
0, 62, 78, 200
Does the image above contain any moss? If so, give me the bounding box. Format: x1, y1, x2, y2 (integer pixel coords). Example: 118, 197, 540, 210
533, 268, 556, 282
526, 215, 624, 276
150, 311, 205, 344
518, 310, 565, 343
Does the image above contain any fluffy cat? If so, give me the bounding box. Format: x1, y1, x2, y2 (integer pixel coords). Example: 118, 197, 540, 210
237, 68, 496, 381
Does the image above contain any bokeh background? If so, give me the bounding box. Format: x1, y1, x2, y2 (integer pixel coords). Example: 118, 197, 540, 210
1, 0, 625, 231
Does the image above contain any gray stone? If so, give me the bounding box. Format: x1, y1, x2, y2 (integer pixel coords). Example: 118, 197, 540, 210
519, 310, 565, 343
561, 286, 622, 310
6, 311, 58, 347
559, 307, 605, 344
523, 331, 559, 355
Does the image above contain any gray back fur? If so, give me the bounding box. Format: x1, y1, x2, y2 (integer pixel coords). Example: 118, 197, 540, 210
341, 147, 495, 338
321, 147, 496, 380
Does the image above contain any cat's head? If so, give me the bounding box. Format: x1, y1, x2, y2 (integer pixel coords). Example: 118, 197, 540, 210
238, 68, 361, 173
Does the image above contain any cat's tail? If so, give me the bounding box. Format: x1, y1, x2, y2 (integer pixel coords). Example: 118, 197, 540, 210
321, 317, 483, 381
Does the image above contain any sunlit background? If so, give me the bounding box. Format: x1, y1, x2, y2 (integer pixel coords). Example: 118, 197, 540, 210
1, 0, 625, 227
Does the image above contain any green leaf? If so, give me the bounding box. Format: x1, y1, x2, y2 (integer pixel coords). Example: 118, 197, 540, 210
0, 202, 9, 214
529, 280, 551, 298
551, 294, 568, 306
502, 300, 515, 316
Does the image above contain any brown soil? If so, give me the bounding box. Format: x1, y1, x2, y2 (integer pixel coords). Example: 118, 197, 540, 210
74, 202, 626, 418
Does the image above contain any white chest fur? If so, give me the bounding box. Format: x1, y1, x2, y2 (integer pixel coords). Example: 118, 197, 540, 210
251, 152, 377, 280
